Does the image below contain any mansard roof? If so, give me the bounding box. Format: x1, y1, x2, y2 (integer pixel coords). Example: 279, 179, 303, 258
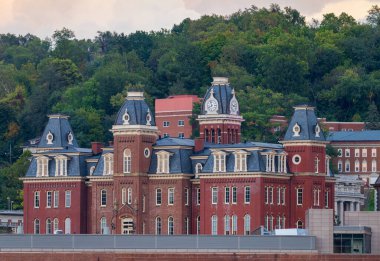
38, 114, 79, 148
284, 105, 325, 142
155, 137, 194, 147
201, 77, 238, 115
114, 91, 155, 126
327, 130, 380, 141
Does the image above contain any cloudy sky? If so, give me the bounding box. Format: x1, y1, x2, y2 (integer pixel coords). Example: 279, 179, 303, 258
0, 0, 380, 39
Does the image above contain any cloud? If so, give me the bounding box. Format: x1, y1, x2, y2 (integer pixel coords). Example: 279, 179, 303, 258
1, 0, 380, 39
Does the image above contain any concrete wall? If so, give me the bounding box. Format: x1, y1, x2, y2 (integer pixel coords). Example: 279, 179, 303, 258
306, 209, 334, 254
344, 211, 380, 254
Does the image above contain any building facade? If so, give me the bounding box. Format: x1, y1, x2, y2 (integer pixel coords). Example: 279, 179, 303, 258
155, 95, 200, 139
22, 77, 335, 235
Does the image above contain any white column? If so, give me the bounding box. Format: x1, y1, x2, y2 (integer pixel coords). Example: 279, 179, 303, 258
340, 201, 344, 226
350, 201, 354, 212
272, 155, 275, 172
334, 201, 338, 216
283, 156, 287, 173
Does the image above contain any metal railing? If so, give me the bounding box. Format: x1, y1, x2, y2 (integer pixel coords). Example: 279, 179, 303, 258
0, 234, 315, 251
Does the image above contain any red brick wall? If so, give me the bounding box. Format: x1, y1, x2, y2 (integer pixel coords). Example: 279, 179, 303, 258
156, 111, 193, 138
24, 181, 87, 234
199, 122, 241, 144
285, 144, 327, 174
1, 252, 379, 261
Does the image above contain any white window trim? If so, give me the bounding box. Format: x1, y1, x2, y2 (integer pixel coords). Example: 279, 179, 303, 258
65, 190, 71, 208
234, 151, 248, 172
34, 191, 40, 208
168, 188, 174, 205
123, 149, 132, 174
212, 187, 218, 204
213, 151, 227, 172
55, 155, 69, 177
100, 189, 107, 207
156, 151, 172, 174
156, 188, 162, 205
296, 188, 303, 206
103, 153, 114, 175
36, 156, 49, 177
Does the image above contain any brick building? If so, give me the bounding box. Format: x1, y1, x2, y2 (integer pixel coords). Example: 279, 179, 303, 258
22, 77, 335, 235
155, 95, 200, 139
326, 131, 380, 181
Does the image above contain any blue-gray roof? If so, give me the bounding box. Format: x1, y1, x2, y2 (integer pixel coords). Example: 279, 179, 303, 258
115, 92, 155, 126
327, 131, 380, 141
156, 138, 194, 147
38, 114, 79, 148
201, 81, 237, 115
284, 105, 325, 141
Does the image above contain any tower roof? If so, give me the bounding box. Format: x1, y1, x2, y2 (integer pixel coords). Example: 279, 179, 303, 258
114, 91, 156, 126
283, 105, 325, 141
201, 77, 239, 115
38, 114, 79, 148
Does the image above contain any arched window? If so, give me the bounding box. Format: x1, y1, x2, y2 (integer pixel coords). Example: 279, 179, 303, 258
345, 160, 350, 172
34, 219, 40, 234
232, 215, 237, 235
123, 149, 131, 173
337, 160, 342, 173
372, 160, 377, 172
155, 217, 162, 235
168, 216, 174, 235
127, 187, 132, 204
53, 218, 59, 233
195, 163, 203, 174
122, 188, 127, 205
211, 129, 215, 143
46, 218, 52, 234
205, 129, 209, 142
89, 166, 95, 175
297, 220, 303, 229
244, 214, 251, 235
103, 153, 113, 175
100, 217, 107, 234
65, 218, 71, 234
355, 160, 360, 172
362, 160, 367, 172
211, 215, 218, 235
224, 215, 230, 235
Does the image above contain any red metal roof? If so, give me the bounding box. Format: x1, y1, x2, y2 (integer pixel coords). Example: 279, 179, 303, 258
155, 95, 200, 112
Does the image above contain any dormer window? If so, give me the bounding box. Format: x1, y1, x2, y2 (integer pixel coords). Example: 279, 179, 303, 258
36, 156, 49, 177
156, 151, 171, 174
67, 132, 73, 145
292, 123, 301, 137
103, 153, 113, 175
55, 155, 68, 176
146, 109, 152, 126
89, 166, 95, 175
234, 151, 248, 172
122, 109, 130, 125
46, 131, 54, 144
195, 163, 203, 174
315, 124, 321, 137
213, 151, 226, 172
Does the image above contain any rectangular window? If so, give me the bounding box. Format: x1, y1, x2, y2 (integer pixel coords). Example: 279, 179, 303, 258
265, 187, 269, 204
178, 120, 185, 126
101, 190, 106, 207
362, 149, 367, 157
345, 149, 350, 157
338, 161, 342, 172
372, 148, 377, 157
178, 132, 184, 139
281, 188, 286, 205
297, 188, 303, 206
313, 189, 320, 206
325, 191, 329, 208
156, 189, 162, 205
345, 161, 350, 172
184, 217, 189, 235
46, 191, 52, 208
163, 121, 170, 127
185, 188, 189, 206
244, 186, 250, 204
214, 153, 226, 172
65, 190, 71, 208
269, 187, 273, 204
34, 191, 40, 208
127, 188, 132, 204
211, 216, 217, 235
355, 149, 360, 157
232, 187, 237, 204
196, 188, 201, 205
212, 187, 218, 204
232, 215, 237, 235
337, 149, 342, 157
163, 133, 169, 138
53, 191, 59, 208
168, 188, 174, 205
224, 187, 230, 204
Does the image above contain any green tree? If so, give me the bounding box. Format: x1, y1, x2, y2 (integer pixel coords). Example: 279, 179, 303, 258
365, 102, 380, 129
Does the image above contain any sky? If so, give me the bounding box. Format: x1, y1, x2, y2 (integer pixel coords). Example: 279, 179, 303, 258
0, 0, 380, 39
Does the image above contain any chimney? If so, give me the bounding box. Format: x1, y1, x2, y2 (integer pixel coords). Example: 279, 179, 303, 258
194, 138, 205, 152
91, 142, 103, 155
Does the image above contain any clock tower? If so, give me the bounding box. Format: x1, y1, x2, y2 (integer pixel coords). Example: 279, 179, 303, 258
197, 77, 244, 144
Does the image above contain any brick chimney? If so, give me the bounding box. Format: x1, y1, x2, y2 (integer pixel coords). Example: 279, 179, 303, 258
91, 142, 103, 155
194, 138, 205, 152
